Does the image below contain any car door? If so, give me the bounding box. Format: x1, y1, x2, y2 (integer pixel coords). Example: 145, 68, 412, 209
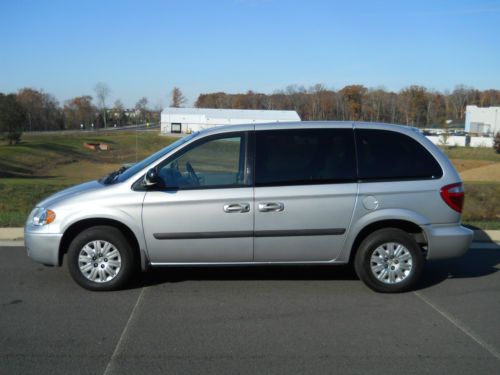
142, 131, 254, 263
253, 126, 358, 262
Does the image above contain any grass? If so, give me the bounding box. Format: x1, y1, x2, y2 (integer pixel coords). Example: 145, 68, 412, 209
441, 145, 500, 162
0, 135, 499, 228
464, 221, 500, 230
0, 131, 177, 226
462, 182, 500, 229
0, 183, 71, 226
0, 131, 176, 182
437, 140, 500, 227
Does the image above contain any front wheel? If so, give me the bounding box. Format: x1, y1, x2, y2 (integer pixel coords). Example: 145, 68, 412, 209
354, 228, 424, 293
67, 226, 136, 291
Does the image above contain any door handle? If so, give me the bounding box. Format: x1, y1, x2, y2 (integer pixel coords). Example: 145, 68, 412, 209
223, 203, 250, 213
258, 202, 284, 212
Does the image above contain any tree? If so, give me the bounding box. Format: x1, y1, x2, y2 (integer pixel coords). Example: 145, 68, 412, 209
112, 99, 126, 126
0, 93, 26, 144
170, 87, 187, 108
363, 88, 387, 122
449, 85, 473, 121
193, 85, 495, 127
339, 85, 367, 121
135, 97, 149, 123
399, 86, 428, 126
16, 88, 63, 131
480, 90, 500, 107
63, 96, 96, 129
94, 82, 110, 128
494, 132, 500, 154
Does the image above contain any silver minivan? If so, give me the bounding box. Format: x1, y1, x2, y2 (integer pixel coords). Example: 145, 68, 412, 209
25, 122, 473, 292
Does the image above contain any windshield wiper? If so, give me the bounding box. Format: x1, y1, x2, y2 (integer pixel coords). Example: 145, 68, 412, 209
99, 166, 129, 184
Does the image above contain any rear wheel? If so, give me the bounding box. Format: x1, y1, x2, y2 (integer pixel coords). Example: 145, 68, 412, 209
67, 226, 136, 291
354, 228, 424, 293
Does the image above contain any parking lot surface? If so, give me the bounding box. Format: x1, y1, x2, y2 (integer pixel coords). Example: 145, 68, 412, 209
1, 243, 499, 375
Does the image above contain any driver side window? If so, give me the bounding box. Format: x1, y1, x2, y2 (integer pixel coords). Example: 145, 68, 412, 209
158, 133, 246, 189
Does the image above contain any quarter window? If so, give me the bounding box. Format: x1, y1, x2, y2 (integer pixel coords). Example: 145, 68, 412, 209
255, 129, 357, 186
355, 129, 443, 181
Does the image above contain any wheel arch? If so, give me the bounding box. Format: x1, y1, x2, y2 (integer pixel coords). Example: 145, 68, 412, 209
347, 219, 427, 264
59, 218, 148, 269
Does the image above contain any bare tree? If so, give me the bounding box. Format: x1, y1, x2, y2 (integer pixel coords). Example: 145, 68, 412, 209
94, 82, 110, 128
449, 84, 473, 121
135, 97, 149, 123
112, 100, 125, 126
170, 87, 187, 108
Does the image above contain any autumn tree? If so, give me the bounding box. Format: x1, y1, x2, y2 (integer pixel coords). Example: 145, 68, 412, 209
63, 96, 96, 129
170, 87, 187, 108
339, 85, 367, 120
479, 90, 500, 107
16, 88, 62, 131
94, 82, 110, 128
429, 93, 447, 126
399, 86, 428, 126
111, 84, 499, 127
0, 93, 26, 144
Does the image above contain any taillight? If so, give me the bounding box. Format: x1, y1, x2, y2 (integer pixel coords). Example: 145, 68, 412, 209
440, 183, 464, 213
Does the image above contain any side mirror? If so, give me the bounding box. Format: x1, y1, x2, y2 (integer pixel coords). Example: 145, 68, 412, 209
143, 167, 161, 186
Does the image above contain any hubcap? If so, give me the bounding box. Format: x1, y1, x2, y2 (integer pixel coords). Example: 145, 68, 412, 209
370, 242, 413, 284
78, 240, 121, 283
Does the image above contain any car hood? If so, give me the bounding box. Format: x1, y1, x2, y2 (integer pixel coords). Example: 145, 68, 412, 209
37, 180, 105, 208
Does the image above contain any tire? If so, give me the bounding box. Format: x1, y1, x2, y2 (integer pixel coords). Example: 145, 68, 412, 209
67, 226, 136, 291
354, 228, 424, 293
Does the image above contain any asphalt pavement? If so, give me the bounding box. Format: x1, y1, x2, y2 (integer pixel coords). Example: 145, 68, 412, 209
1, 243, 499, 375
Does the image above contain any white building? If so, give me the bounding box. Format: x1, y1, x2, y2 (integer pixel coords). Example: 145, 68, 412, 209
425, 135, 493, 148
161, 107, 301, 134
465, 105, 500, 135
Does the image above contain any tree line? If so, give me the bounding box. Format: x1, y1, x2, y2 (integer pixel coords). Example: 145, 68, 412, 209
195, 84, 500, 127
0, 85, 160, 143
0, 85, 190, 144
2, 83, 500, 145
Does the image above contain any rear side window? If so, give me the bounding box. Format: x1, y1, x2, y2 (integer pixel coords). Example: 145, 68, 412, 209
355, 129, 442, 181
255, 129, 356, 186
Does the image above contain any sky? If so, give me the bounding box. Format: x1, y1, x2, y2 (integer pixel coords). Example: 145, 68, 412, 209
1, 0, 500, 108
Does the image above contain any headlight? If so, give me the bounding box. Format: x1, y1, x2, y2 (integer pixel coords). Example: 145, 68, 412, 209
32, 208, 56, 226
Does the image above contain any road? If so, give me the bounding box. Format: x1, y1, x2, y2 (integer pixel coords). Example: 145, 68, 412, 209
0, 243, 499, 374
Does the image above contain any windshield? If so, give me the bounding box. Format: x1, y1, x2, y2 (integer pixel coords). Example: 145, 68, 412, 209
110, 132, 199, 184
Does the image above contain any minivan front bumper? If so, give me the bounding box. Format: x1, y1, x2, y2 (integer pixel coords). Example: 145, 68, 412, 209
25, 230, 63, 266
423, 224, 473, 260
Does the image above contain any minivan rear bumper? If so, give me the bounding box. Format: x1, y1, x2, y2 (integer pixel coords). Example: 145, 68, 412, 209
423, 224, 473, 260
